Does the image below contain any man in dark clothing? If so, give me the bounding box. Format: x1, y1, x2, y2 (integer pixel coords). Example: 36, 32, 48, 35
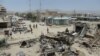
65, 28, 69, 33
33, 24, 35, 28
36, 24, 38, 28
30, 28, 33, 33
47, 28, 49, 33
29, 24, 33, 33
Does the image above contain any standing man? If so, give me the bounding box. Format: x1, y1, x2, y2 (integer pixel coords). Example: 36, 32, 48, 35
9, 30, 12, 39
29, 24, 33, 33
47, 27, 49, 33
65, 28, 69, 33
33, 24, 35, 28
36, 24, 38, 28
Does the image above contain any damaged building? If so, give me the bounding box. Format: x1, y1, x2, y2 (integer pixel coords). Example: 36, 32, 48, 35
0, 5, 6, 18
45, 16, 76, 25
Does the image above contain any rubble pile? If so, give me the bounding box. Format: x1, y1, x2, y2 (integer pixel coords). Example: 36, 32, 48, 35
39, 27, 100, 56
39, 31, 79, 56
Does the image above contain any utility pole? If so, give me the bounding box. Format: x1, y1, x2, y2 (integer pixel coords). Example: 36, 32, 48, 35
39, 0, 42, 12
28, 0, 33, 21
38, 0, 42, 22
29, 0, 32, 13
73, 10, 76, 17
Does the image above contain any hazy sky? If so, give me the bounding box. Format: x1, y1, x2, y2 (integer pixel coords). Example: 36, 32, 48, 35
1, 0, 100, 12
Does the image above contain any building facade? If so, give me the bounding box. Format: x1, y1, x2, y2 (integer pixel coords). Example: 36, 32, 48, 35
0, 5, 6, 17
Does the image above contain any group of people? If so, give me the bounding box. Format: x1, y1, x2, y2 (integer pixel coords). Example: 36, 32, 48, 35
33, 24, 38, 28
29, 24, 38, 34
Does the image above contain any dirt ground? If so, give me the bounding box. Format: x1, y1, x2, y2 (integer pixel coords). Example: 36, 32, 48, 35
0, 22, 74, 56
0, 22, 100, 56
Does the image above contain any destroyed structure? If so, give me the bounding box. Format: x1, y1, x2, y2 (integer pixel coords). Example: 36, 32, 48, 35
39, 21, 100, 56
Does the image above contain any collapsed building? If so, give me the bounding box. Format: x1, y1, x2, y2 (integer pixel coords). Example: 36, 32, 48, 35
39, 31, 82, 56
38, 20, 100, 56
74, 21, 100, 37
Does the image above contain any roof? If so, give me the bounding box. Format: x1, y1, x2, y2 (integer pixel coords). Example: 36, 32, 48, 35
47, 16, 77, 20
53, 17, 71, 20
47, 16, 53, 19
77, 16, 100, 19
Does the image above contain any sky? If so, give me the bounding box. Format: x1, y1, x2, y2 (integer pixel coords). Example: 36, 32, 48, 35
0, 0, 100, 12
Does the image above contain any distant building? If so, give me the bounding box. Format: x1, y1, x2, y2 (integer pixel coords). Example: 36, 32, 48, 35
0, 5, 6, 17
76, 16, 100, 21
0, 5, 10, 29
46, 16, 76, 25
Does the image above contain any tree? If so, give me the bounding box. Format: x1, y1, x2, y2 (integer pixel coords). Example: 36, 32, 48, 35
26, 12, 37, 22
26, 13, 32, 19
15, 12, 21, 16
